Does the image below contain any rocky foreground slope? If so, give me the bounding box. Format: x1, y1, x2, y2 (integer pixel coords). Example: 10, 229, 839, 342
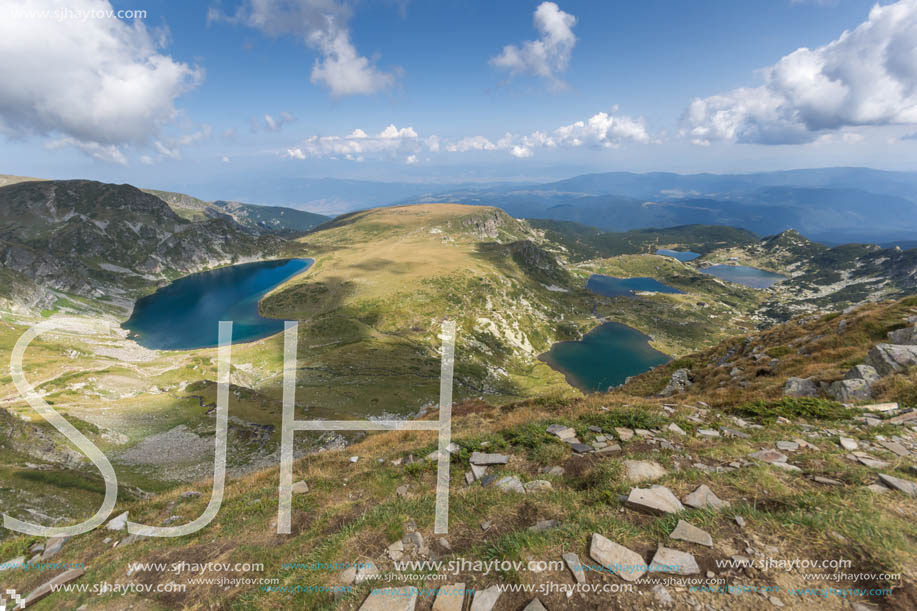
1, 299, 915, 610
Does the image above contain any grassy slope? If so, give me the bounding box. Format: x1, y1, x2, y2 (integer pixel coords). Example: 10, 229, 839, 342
1, 299, 914, 610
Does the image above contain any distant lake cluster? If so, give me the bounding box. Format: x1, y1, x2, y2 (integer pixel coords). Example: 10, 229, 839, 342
586, 274, 683, 298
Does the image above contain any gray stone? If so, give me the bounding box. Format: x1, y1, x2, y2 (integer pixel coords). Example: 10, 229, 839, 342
784, 377, 818, 397
470, 464, 487, 480
523, 480, 553, 492
470, 452, 509, 465
865, 343, 917, 376
839, 437, 858, 450
660, 368, 693, 397
21, 568, 85, 607
546, 424, 577, 440
829, 379, 872, 403
846, 364, 881, 385
0, 556, 24, 572
734, 516, 746, 527
432, 583, 466, 611
866, 483, 889, 494
589, 533, 646, 581
879, 440, 909, 457
41, 536, 67, 559
887, 325, 917, 345
464, 472, 475, 485
683, 484, 729, 510
623, 460, 667, 483
562, 552, 586, 585
666, 423, 686, 436
614, 427, 634, 441
650, 545, 700, 575
669, 520, 713, 547
106, 511, 129, 531
540, 465, 564, 476
749, 449, 788, 463
697, 429, 720, 438
776, 441, 799, 451
722, 428, 750, 439
291, 480, 310, 494
652, 584, 673, 606
523, 598, 548, 611
857, 456, 889, 469
470, 585, 501, 611
625, 486, 684, 515
570, 443, 593, 454
528, 519, 560, 533
360, 587, 417, 610
494, 476, 525, 493
878, 473, 917, 496
811, 476, 843, 486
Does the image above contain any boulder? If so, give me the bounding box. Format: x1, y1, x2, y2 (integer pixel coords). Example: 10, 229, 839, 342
829, 379, 871, 403
783, 377, 818, 398
650, 545, 700, 575
865, 344, 917, 376
470, 585, 502, 611
469, 452, 509, 466
887, 325, 917, 345
589, 533, 646, 581
493, 476, 525, 493
878, 474, 917, 496
845, 364, 880, 385
291, 480, 310, 494
623, 460, 667, 483
660, 369, 693, 397
625, 486, 684, 515
106, 511, 129, 531
683, 484, 729, 510
669, 520, 713, 547
562, 552, 586, 584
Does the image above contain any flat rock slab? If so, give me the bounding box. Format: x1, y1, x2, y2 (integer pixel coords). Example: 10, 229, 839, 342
776, 441, 799, 451
41, 537, 68, 560
811, 476, 843, 486
669, 520, 713, 547
0, 556, 24, 572
470, 452, 509, 465
749, 449, 788, 463
857, 456, 889, 469
626, 486, 684, 515
432, 583, 467, 611
697, 429, 720, 438
523, 599, 549, 611
470, 585, 502, 611
589, 533, 646, 581
615, 427, 635, 441
24, 568, 85, 607
769, 461, 802, 473
562, 552, 586, 585
667, 423, 686, 436
859, 402, 899, 412
291, 480, 310, 494
624, 460, 667, 482
683, 484, 729, 510
546, 424, 577, 440
570, 443, 593, 454
878, 474, 917, 497
651, 545, 700, 575
879, 441, 910, 457
106, 511, 129, 531
523, 480, 553, 492
839, 437, 858, 450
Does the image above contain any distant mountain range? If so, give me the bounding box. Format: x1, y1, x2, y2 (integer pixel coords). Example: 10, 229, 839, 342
409, 167, 917, 244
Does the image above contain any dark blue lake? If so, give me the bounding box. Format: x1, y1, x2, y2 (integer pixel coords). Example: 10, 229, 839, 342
124, 258, 313, 350
656, 249, 701, 262
587, 274, 683, 297
541, 322, 670, 393
701, 264, 785, 289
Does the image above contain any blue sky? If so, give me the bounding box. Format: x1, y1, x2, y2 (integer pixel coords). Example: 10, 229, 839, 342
1, 0, 916, 203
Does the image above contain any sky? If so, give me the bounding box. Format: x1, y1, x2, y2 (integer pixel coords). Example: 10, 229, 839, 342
1, 0, 917, 204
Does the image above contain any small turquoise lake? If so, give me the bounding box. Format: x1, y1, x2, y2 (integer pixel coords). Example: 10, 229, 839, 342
586, 274, 683, 297
124, 258, 313, 350
541, 322, 670, 393
656, 248, 700, 262
701, 264, 785, 289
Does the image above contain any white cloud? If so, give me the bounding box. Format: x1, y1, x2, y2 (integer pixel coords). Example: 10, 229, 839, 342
46, 138, 128, 165
683, 0, 917, 145
0, 0, 202, 162
212, 0, 395, 96
490, 2, 577, 87
445, 136, 497, 152
285, 124, 421, 160
152, 124, 213, 160
405, 154, 418, 164
264, 112, 296, 131
510, 145, 533, 158
221, 155, 231, 163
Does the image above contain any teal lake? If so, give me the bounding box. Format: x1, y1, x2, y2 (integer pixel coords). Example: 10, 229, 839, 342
124, 258, 313, 350
656, 248, 700, 262
541, 322, 670, 393
701, 264, 785, 289
587, 274, 683, 297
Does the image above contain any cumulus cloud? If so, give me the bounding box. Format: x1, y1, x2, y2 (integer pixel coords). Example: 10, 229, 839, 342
212, 0, 395, 96
683, 0, 917, 145
0, 0, 202, 162
285, 123, 420, 160
153, 124, 213, 160
445, 109, 652, 158
491, 2, 577, 87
